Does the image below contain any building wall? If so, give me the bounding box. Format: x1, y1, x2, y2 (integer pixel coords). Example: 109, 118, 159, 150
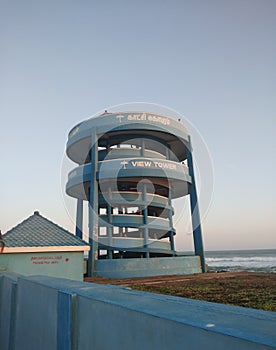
0, 251, 84, 281
0, 273, 275, 350
95, 256, 201, 278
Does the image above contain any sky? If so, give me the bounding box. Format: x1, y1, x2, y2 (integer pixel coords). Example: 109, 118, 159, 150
1, 0, 275, 250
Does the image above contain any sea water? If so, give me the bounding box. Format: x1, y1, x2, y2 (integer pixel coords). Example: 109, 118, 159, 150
205, 249, 276, 273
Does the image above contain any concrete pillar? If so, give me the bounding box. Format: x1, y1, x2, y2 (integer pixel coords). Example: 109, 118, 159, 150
106, 142, 113, 259
75, 199, 83, 239
141, 138, 145, 157
168, 187, 175, 253
186, 136, 206, 272
142, 184, 149, 258
87, 128, 98, 277
166, 145, 170, 160
107, 187, 112, 259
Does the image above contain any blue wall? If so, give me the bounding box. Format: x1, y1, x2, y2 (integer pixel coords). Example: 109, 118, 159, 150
94, 256, 201, 278
0, 272, 275, 350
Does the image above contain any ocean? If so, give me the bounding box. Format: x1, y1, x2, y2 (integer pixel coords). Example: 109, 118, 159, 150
205, 249, 276, 273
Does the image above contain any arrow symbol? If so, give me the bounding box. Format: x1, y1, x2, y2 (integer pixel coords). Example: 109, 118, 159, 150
116, 115, 125, 123
120, 160, 128, 169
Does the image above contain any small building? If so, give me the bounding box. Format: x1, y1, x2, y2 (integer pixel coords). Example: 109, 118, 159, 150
0, 211, 89, 281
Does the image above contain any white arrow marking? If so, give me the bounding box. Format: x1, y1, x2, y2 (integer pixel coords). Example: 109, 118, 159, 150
116, 115, 125, 123
120, 160, 128, 169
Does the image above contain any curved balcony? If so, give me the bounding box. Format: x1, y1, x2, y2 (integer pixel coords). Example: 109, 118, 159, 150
66, 112, 190, 164
99, 214, 171, 231
98, 148, 167, 161
66, 158, 191, 200
97, 237, 172, 254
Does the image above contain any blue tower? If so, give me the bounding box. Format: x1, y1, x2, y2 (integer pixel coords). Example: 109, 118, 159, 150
66, 111, 205, 278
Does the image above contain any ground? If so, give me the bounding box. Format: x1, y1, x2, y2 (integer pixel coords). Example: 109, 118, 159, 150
85, 271, 276, 311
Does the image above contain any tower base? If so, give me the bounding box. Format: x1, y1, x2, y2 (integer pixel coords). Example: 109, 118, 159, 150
92, 256, 202, 279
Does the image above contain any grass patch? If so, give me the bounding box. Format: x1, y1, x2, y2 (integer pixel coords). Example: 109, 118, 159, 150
131, 279, 276, 311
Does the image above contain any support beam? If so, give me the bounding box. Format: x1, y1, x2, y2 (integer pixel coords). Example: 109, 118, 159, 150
142, 184, 149, 258
87, 128, 98, 277
168, 186, 175, 253
186, 136, 206, 272
107, 187, 112, 259
140, 138, 145, 157
75, 199, 83, 239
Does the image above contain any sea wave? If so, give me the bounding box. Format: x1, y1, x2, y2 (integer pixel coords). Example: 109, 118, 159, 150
205, 255, 276, 273
206, 256, 276, 262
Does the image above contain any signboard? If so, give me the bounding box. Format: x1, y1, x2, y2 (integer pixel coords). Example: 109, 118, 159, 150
30, 255, 69, 265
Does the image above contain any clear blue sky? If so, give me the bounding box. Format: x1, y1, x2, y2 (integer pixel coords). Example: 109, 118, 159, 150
1, 0, 275, 250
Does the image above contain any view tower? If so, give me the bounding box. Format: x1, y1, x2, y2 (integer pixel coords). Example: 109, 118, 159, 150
66, 111, 205, 277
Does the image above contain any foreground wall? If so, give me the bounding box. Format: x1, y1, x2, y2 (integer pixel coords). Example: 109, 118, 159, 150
0, 273, 275, 350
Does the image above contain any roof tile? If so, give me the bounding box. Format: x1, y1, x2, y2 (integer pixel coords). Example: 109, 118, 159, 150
3, 212, 89, 248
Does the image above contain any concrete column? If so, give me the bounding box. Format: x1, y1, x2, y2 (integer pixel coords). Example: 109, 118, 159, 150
87, 128, 98, 277
107, 187, 112, 259
118, 207, 123, 258
166, 145, 170, 160
140, 138, 148, 258
168, 187, 175, 253
119, 207, 123, 237
106, 140, 111, 154
75, 199, 83, 239
186, 136, 206, 272
142, 184, 149, 258
141, 139, 145, 157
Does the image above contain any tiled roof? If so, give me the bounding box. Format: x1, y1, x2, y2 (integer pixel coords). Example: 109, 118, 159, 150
3, 211, 89, 248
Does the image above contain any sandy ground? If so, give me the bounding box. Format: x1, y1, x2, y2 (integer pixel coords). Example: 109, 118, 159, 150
85, 271, 276, 311
85, 271, 276, 287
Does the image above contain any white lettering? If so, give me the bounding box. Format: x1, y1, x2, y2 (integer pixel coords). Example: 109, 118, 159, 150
131, 161, 152, 167
126, 113, 170, 125
153, 161, 177, 170
131, 160, 176, 169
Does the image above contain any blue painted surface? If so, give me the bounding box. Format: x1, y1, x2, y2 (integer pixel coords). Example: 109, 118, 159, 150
8, 281, 16, 350
94, 256, 202, 278
97, 236, 171, 250
187, 136, 206, 272
13, 277, 59, 349
98, 147, 167, 161
1, 273, 275, 350
57, 291, 73, 350
88, 128, 98, 277
98, 191, 171, 209
67, 112, 189, 164
0, 273, 18, 350
99, 213, 172, 230
66, 160, 191, 199
75, 199, 83, 239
